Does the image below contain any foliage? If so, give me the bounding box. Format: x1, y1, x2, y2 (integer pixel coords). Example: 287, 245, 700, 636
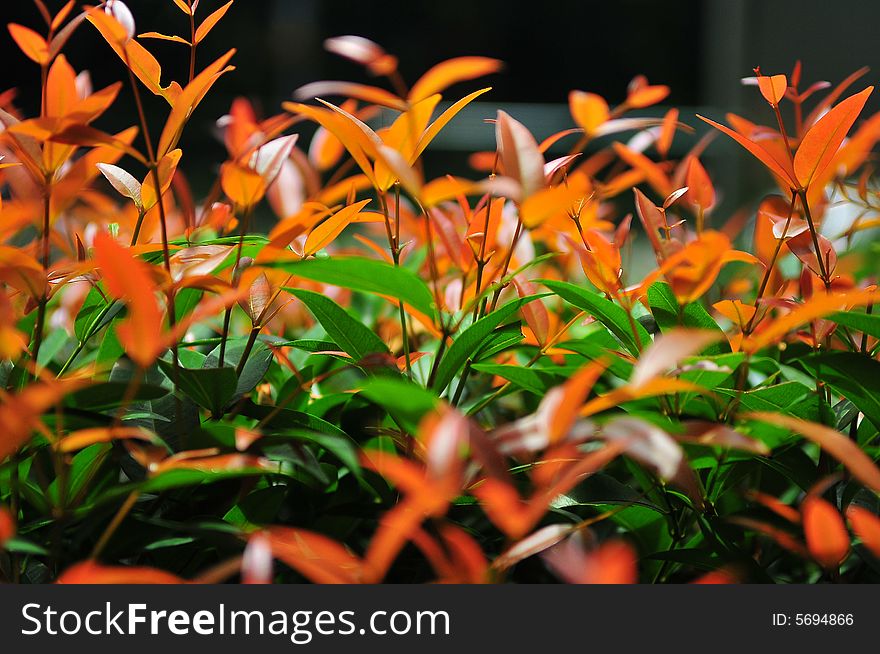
1, 1, 880, 584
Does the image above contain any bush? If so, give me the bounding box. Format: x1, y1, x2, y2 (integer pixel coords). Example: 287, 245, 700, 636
1, 1, 880, 584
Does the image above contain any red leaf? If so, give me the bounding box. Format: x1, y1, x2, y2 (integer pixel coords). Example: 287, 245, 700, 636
802, 497, 850, 569
698, 114, 796, 187
846, 505, 880, 559
747, 412, 880, 492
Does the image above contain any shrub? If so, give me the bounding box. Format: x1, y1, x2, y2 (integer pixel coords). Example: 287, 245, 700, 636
1, 1, 880, 584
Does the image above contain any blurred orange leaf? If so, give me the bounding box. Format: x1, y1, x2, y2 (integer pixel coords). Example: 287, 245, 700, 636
846, 506, 880, 558
409, 56, 502, 103
802, 497, 849, 569
8, 24, 50, 65
748, 413, 880, 493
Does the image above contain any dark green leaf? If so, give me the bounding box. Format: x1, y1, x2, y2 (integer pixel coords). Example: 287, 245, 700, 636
432, 296, 540, 393
538, 279, 649, 356
157, 359, 238, 415
799, 352, 880, 429
470, 363, 556, 395
289, 288, 389, 361
647, 281, 727, 355
276, 256, 436, 318
359, 378, 439, 430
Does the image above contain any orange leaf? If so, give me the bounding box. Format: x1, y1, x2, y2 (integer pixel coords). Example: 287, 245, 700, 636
495, 110, 545, 199
265, 526, 365, 584
743, 287, 879, 352
0, 377, 92, 462
221, 161, 266, 208
8, 24, 49, 65
747, 413, 880, 493
579, 540, 638, 584
657, 107, 679, 158
748, 491, 801, 523
539, 360, 607, 444
569, 91, 609, 135
630, 329, 723, 388
698, 114, 796, 188
303, 198, 371, 255
0, 246, 46, 299
57, 561, 185, 584
139, 32, 190, 45
612, 143, 672, 197
409, 56, 502, 103
802, 497, 849, 569
544, 535, 638, 584
658, 230, 736, 304
55, 427, 159, 453
93, 231, 165, 368
685, 156, 715, 211
626, 77, 669, 108
411, 87, 492, 162
794, 86, 873, 189
157, 49, 236, 156
520, 177, 587, 228
50, 1, 76, 32
141, 149, 182, 210
0, 505, 15, 547
757, 74, 787, 106
295, 81, 407, 111
324, 35, 397, 76
86, 9, 182, 105
284, 102, 379, 187
846, 506, 880, 558
195, 0, 233, 44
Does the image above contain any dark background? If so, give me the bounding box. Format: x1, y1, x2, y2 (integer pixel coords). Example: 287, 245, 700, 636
1, 0, 879, 206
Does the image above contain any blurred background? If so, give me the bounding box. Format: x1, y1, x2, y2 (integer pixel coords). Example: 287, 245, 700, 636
1, 0, 879, 213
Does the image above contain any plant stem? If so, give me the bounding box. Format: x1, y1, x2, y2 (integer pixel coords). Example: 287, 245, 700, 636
219, 207, 254, 367
744, 190, 799, 335
489, 216, 524, 312
30, 177, 53, 378
797, 189, 832, 288
236, 325, 261, 376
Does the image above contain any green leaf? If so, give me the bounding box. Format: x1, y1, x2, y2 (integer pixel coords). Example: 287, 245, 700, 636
717, 381, 820, 422
538, 279, 649, 356
432, 296, 540, 393
74, 289, 121, 343
203, 340, 274, 401
276, 256, 436, 318
157, 359, 238, 415
359, 377, 439, 430
647, 281, 727, 355
268, 429, 361, 475
556, 330, 634, 379
68, 382, 169, 410
829, 310, 880, 340
798, 352, 880, 429
239, 400, 349, 437
289, 288, 389, 361
4, 537, 49, 556
470, 363, 556, 395
678, 353, 745, 390
275, 339, 339, 353
144, 537, 197, 551
473, 322, 524, 361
